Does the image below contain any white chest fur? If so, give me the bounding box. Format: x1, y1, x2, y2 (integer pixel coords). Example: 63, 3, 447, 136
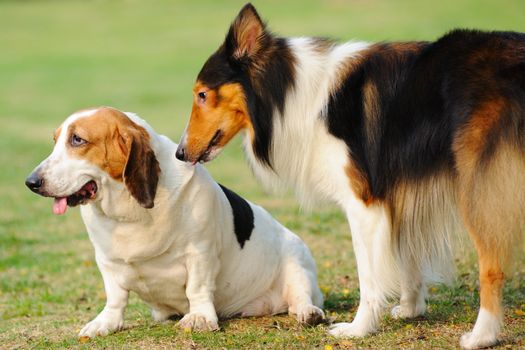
101, 247, 190, 315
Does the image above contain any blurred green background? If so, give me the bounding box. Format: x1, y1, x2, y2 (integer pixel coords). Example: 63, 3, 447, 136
1, 1, 524, 349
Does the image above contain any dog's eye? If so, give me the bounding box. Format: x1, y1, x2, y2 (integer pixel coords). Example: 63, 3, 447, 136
198, 91, 207, 102
70, 134, 87, 147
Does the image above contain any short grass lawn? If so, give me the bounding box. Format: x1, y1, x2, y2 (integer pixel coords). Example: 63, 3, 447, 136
1, 1, 524, 349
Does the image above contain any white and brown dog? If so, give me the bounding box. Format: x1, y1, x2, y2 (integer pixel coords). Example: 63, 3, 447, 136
25, 107, 324, 337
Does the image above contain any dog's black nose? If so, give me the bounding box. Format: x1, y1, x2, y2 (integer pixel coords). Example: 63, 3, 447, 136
25, 172, 43, 193
175, 146, 186, 161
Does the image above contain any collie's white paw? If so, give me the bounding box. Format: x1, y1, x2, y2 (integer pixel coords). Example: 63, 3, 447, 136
328, 322, 372, 338
178, 312, 219, 331
460, 331, 498, 349
79, 313, 124, 338
460, 308, 501, 349
390, 303, 426, 319
295, 304, 325, 325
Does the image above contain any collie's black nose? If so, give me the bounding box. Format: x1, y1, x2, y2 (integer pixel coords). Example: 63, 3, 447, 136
175, 146, 186, 161
25, 172, 43, 193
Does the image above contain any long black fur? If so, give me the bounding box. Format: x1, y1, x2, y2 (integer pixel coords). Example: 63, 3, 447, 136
326, 29, 525, 199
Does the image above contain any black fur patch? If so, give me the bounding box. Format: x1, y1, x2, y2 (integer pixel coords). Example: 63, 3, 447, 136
326, 29, 525, 199
218, 184, 254, 248
198, 28, 296, 167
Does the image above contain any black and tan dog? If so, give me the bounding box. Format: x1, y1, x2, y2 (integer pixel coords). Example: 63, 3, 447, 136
176, 4, 525, 349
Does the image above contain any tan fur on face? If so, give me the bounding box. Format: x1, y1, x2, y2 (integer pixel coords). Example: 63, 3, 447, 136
53, 127, 62, 144
64, 107, 160, 208
185, 81, 254, 161
66, 107, 143, 180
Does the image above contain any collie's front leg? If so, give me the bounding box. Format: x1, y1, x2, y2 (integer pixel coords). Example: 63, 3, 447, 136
329, 202, 394, 338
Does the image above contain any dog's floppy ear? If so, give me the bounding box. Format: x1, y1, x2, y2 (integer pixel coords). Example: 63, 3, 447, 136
120, 125, 160, 209
228, 3, 268, 59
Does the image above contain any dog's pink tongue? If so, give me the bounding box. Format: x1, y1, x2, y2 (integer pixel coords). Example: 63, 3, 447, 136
53, 197, 68, 215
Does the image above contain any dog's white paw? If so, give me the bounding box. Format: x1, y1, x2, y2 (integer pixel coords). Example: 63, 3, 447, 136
460, 331, 498, 349
460, 308, 501, 349
178, 312, 219, 331
328, 321, 372, 338
79, 313, 124, 338
390, 303, 426, 319
295, 304, 325, 325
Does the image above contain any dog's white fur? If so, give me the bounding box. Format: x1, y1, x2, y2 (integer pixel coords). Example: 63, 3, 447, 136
34, 108, 324, 337
238, 38, 457, 339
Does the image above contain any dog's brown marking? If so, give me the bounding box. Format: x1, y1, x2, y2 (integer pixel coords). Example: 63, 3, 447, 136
453, 98, 505, 167
345, 162, 374, 205
67, 107, 160, 208
53, 126, 62, 144
331, 42, 426, 97
67, 108, 128, 180
185, 81, 254, 161
479, 256, 505, 315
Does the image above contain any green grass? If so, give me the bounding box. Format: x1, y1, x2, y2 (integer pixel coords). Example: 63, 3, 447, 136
1, 0, 525, 349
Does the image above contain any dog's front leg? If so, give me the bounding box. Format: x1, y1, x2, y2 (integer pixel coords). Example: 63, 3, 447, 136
179, 251, 220, 331
329, 200, 392, 337
79, 262, 129, 338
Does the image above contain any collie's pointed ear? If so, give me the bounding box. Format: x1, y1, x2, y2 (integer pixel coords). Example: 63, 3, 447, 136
228, 3, 267, 59
121, 125, 160, 209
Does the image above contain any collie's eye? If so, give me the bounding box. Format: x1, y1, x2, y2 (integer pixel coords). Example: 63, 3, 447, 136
71, 134, 87, 147
198, 91, 207, 102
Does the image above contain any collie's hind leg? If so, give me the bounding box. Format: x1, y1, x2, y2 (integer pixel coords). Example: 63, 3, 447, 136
459, 238, 505, 349
453, 99, 525, 348
455, 142, 525, 349
391, 264, 426, 319
459, 211, 508, 349
329, 203, 394, 337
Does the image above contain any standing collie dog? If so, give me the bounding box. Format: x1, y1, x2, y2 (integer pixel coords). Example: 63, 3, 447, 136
175, 4, 525, 348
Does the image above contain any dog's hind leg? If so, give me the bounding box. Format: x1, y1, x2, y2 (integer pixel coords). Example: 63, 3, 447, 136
240, 291, 285, 318
151, 307, 182, 322
282, 252, 325, 325
239, 233, 325, 325
455, 138, 525, 349
391, 264, 427, 319
459, 240, 505, 349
